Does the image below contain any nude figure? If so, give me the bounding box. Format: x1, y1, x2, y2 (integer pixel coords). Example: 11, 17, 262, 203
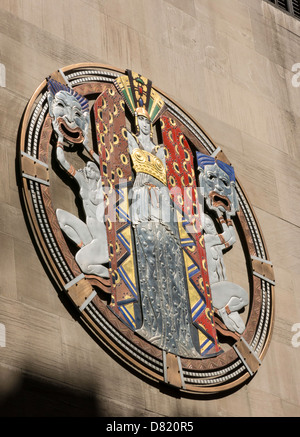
47, 79, 109, 278
197, 153, 248, 334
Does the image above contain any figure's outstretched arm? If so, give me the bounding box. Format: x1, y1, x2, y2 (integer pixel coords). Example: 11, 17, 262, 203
83, 131, 99, 163
56, 142, 76, 176
85, 147, 99, 163
51, 120, 82, 183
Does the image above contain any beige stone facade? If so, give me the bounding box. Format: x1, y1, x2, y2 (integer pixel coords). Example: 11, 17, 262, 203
0, 0, 299, 417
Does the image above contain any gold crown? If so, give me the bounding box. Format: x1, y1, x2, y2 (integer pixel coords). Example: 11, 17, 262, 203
131, 148, 167, 185
135, 106, 150, 119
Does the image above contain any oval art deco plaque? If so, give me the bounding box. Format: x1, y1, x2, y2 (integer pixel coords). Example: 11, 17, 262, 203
18, 64, 275, 394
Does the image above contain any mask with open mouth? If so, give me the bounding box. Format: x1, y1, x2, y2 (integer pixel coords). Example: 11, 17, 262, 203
196, 152, 239, 216
47, 79, 89, 144
209, 191, 231, 212
57, 116, 84, 144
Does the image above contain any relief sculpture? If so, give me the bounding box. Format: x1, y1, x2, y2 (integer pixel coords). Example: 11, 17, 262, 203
46, 73, 249, 349
113, 71, 220, 358
20, 64, 274, 393
126, 107, 201, 358
47, 79, 109, 278
197, 153, 249, 334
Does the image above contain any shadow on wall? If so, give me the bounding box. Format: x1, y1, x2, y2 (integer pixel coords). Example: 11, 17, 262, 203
0, 372, 99, 417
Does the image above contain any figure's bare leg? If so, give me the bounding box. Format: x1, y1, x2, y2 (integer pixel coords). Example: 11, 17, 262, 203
211, 282, 248, 334
217, 307, 237, 332
211, 281, 248, 310
56, 209, 92, 247
75, 239, 109, 278
227, 296, 247, 313
227, 311, 246, 334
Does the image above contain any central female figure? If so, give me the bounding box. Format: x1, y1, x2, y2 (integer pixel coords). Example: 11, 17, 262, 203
127, 107, 200, 358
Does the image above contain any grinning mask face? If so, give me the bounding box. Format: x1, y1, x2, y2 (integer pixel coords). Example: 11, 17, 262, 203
47, 80, 89, 144
197, 153, 239, 216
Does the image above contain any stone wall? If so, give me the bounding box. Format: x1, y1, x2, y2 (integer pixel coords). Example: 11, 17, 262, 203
0, 0, 299, 417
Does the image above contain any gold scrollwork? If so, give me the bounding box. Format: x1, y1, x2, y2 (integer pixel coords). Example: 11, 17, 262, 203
173, 162, 180, 173
100, 133, 105, 146
120, 99, 125, 111
113, 134, 119, 145
107, 217, 112, 230
97, 108, 103, 121
169, 175, 176, 187
117, 167, 123, 178
121, 128, 127, 140
120, 153, 128, 165
199, 277, 204, 291
184, 148, 190, 161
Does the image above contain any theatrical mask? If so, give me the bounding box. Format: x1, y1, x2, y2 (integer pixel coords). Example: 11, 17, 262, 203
197, 154, 239, 216
47, 80, 90, 144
